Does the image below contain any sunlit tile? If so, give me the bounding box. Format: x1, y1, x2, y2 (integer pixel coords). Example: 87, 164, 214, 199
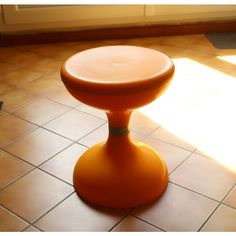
170, 153, 236, 201
143, 137, 191, 173
201, 204, 236, 231
133, 183, 217, 231
223, 186, 236, 209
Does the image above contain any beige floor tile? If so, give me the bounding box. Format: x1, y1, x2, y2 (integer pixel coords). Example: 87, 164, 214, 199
0, 114, 36, 147
76, 104, 107, 120
143, 137, 191, 173
44, 87, 81, 108
22, 72, 63, 95
150, 127, 196, 151
0, 82, 14, 94
44, 110, 105, 141
0, 68, 43, 87
0, 47, 22, 61
15, 44, 36, 51
191, 37, 218, 55
174, 48, 213, 62
13, 97, 70, 126
223, 186, 236, 209
158, 34, 205, 48
170, 153, 236, 201
29, 43, 70, 57
0, 62, 21, 75
28, 57, 62, 74
4, 51, 40, 67
51, 48, 80, 61
130, 110, 160, 135
4, 128, 72, 166
0, 110, 7, 117
40, 143, 87, 184
133, 183, 218, 232
0, 88, 38, 112
121, 37, 163, 47
203, 56, 235, 74
0, 169, 74, 223
78, 123, 145, 147
112, 215, 162, 232
23, 225, 41, 232
148, 44, 185, 57
0, 150, 33, 189
201, 204, 236, 232
66, 40, 109, 51
0, 206, 28, 232
77, 123, 108, 147
35, 193, 127, 231
124, 36, 164, 46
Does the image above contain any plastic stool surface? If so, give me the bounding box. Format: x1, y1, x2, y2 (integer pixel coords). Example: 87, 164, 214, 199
61, 45, 174, 95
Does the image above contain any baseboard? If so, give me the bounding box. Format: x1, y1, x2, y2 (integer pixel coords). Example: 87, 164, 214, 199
0, 20, 236, 47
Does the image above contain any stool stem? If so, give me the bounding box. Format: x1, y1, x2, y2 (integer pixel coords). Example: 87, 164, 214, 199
106, 110, 132, 128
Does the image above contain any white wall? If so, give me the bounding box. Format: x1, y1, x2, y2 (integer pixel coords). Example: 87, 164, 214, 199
0, 5, 236, 34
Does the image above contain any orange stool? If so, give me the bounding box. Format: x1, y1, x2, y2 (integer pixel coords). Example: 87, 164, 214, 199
61, 46, 174, 209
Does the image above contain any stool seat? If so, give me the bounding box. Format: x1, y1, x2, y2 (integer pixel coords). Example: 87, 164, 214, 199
61, 46, 174, 111
61, 46, 174, 95
61, 45, 175, 209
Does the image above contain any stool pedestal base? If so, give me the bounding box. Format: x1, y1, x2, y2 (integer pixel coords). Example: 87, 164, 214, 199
73, 133, 168, 209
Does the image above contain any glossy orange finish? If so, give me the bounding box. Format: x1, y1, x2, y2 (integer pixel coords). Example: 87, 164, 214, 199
61, 46, 174, 209
61, 46, 174, 110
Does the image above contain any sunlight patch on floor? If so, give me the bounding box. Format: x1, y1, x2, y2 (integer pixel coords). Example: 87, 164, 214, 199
139, 57, 236, 173
217, 55, 236, 65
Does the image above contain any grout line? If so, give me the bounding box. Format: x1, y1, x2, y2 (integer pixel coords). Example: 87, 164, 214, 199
0, 165, 36, 192
42, 94, 83, 110
0, 203, 34, 227
131, 215, 166, 232
37, 167, 74, 187
39, 126, 76, 142
76, 121, 107, 143
197, 183, 236, 232
145, 135, 197, 153
21, 224, 44, 232
168, 151, 194, 175
0, 142, 75, 189
32, 191, 75, 226
75, 106, 107, 121
169, 181, 220, 203
37, 142, 76, 168
11, 104, 73, 127
0, 190, 75, 232
108, 211, 131, 232
221, 184, 236, 210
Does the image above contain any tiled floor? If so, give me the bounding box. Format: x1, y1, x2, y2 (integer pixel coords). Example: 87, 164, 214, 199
0, 34, 236, 232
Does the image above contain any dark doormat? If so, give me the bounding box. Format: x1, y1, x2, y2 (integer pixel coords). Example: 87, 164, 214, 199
205, 32, 236, 49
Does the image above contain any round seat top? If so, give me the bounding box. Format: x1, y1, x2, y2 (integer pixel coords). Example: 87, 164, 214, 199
61, 46, 174, 95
